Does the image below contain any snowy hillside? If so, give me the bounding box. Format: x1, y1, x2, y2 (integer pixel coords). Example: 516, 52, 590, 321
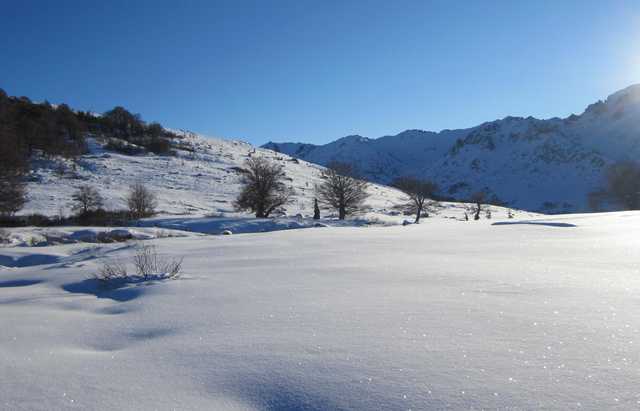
264, 84, 640, 213
22, 131, 523, 231
2, 211, 640, 409
23, 132, 407, 219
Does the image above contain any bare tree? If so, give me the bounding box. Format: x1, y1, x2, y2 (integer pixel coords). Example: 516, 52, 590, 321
392, 177, 439, 223
316, 161, 369, 220
0, 127, 27, 217
470, 192, 485, 220
234, 157, 292, 218
72, 185, 103, 215
0, 174, 26, 217
313, 198, 321, 220
602, 161, 640, 210
126, 182, 157, 219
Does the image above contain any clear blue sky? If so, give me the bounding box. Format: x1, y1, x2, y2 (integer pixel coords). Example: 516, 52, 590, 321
1, 1, 639, 145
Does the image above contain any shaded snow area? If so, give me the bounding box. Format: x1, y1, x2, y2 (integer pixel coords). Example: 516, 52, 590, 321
2, 212, 640, 409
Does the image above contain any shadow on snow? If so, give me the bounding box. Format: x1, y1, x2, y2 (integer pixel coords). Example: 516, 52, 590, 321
492, 221, 577, 228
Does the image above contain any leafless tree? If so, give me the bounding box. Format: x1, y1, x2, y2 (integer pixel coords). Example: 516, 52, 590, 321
234, 157, 292, 218
603, 161, 640, 210
0, 127, 27, 217
392, 177, 439, 223
470, 191, 485, 220
126, 182, 157, 219
313, 198, 321, 220
0, 174, 26, 217
316, 161, 369, 220
72, 185, 103, 215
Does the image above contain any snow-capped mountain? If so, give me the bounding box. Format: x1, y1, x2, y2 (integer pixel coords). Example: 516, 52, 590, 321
264, 84, 640, 213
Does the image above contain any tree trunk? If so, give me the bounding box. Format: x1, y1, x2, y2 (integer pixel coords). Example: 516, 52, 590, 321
414, 204, 422, 224
474, 202, 481, 220
339, 206, 346, 220
313, 199, 320, 220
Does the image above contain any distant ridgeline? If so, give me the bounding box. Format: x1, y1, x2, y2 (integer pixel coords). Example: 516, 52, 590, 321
264, 85, 640, 213
0, 88, 178, 178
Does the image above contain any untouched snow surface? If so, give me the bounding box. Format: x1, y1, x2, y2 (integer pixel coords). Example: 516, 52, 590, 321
2, 212, 640, 409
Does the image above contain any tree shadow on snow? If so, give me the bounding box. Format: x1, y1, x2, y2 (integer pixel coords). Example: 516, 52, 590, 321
492, 221, 577, 228
62, 278, 146, 302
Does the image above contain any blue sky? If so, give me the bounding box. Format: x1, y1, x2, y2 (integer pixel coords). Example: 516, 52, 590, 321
1, 1, 639, 145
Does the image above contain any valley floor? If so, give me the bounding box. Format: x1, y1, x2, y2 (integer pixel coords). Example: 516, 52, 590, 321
1, 212, 639, 410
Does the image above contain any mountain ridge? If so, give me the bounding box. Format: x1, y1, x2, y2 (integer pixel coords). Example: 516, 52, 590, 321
263, 84, 640, 212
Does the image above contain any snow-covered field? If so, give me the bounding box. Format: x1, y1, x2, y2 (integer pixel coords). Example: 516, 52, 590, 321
2, 211, 639, 410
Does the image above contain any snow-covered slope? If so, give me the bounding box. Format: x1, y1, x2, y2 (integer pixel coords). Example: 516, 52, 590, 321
264, 84, 640, 213
23, 132, 410, 219
2, 211, 640, 409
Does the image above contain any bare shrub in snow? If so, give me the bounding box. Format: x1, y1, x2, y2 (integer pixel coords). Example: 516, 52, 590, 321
72, 185, 104, 215
126, 182, 157, 219
234, 157, 292, 218
316, 161, 369, 220
132, 244, 183, 280
95, 259, 129, 283
94, 244, 182, 284
392, 177, 439, 223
